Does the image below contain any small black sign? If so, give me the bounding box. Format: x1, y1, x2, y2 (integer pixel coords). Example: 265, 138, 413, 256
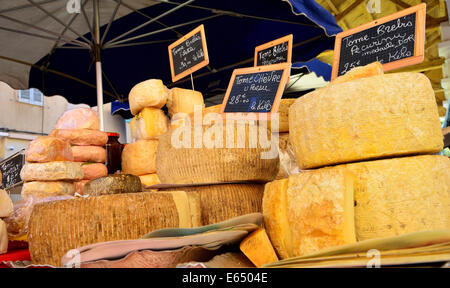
337, 13, 416, 76
171, 31, 205, 76
0, 150, 25, 189
256, 42, 289, 66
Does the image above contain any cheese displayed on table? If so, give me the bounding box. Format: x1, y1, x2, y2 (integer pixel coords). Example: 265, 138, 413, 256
130, 107, 169, 140
79, 163, 108, 180
28, 191, 201, 266
71, 146, 106, 163
121, 140, 158, 176
265, 98, 296, 133
74, 180, 89, 195
84, 174, 142, 196
240, 228, 279, 267
55, 107, 100, 130
129, 79, 168, 115
50, 129, 108, 146
167, 88, 205, 117
139, 174, 160, 187
0, 189, 13, 218
25, 136, 74, 163
20, 162, 84, 182
21, 181, 75, 198
331, 61, 383, 85
0, 219, 7, 254
289, 72, 443, 169
156, 123, 279, 184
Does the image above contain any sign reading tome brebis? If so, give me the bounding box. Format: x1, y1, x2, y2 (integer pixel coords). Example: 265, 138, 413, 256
254, 34, 293, 66
168, 24, 209, 82
331, 3, 426, 80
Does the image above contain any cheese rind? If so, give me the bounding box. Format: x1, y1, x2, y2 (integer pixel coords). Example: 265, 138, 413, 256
240, 228, 279, 267
289, 72, 443, 169
79, 163, 108, 180
21, 181, 75, 198
167, 88, 205, 117
332, 62, 383, 84
25, 136, 74, 163
0, 219, 7, 254
121, 140, 158, 176
139, 174, 160, 187
20, 162, 84, 181
0, 189, 13, 218
71, 146, 106, 163
55, 108, 100, 130
265, 99, 296, 132
130, 108, 169, 140
50, 129, 108, 146
129, 79, 168, 115
84, 174, 142, 196
74, 180, 89, 195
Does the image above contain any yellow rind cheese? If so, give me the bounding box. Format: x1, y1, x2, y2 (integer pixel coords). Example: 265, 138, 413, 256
130, 108, 169, 140
139, 174, 160, 187
129, 79, 168, 115
21, 181, 75, 198
20, 162, 84, 181
331, 62, 383, 85
240, 228, 279, 267
167, 87, 205, 117
121, 140, 158, 176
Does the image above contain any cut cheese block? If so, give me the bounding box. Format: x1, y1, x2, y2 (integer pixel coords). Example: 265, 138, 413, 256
159, 183, 264, 226
21, 181, 75, 198
28, 191, 201, 266
84, 174, 142, 196
130, 108, 169, 140
346, 155, 450, 241
80, 163, 108, 180
129, 79, 168, 115
0, 189, 13, 218
50, 129, 108, 146
139, 174, 160, 187
25, 136, 73, 163
55, 108, 100, 130
263, 168, 356, 259
71, 146, 106, 163
157, 123, 279, 184
240, 228, 278, 267
121, 140, 158, 176
20, 162, 84, 181
289, 72, 443, 169
332, 62, 383, 85
0, 219, 7, 254
74, 180, 89, 195
275, 133, 297, 180
264, 99, 296, 133
167, 88, 205, 117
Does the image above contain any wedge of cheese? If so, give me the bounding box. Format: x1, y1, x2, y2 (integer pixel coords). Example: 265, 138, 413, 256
25, 136, 74, 163
55, 108, 100, 130
289, 72, 443, 169
0, 189, 13, 218
20, 162, 84, 182
71, 146, 106, 163
79, 163, 108, 180
130, 108, 169, 140
122, 140, 158, 176
21, 181, 75, 198
167, 88, 205, 118
84, 174, 142, 196
139, 174, 160, 187
240, 228, 279, 267
0, 219, 7, 254
263, 168, 355, 259
332, 62, 383, 84
50, 129, 108, 146
129, 79, 168, 115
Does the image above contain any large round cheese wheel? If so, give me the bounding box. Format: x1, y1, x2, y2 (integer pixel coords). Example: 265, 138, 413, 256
167, 88, 205, 117
129, 79, 168, 115
121, 140, 158, 176
130, 108, 169, 140
20, 162, 84, 181
50, 129, 108, 146
79, 163, 108, 180
21, 181, 75, 198
84, 174, 142, 196
71, 146, 106, 163
157, 123, 279, 184
55, 108, 100, 130
25, 136, 74, 163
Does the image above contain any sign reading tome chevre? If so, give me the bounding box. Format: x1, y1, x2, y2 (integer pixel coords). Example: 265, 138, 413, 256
168, 24, 209, 82
0, 150, 25, 189
331, 3, 426, 80
220, 63, 290, 120
254, 34, 293, 66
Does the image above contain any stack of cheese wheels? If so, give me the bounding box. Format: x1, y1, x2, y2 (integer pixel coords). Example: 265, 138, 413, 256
263, 62, 450, 260
50, 108, 109, 195
20, 136, 83, 198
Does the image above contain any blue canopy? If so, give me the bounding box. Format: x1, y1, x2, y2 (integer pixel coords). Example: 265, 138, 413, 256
28, 0, 341, 106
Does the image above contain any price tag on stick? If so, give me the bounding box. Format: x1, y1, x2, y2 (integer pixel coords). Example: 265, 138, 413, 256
331, 3, 425, 80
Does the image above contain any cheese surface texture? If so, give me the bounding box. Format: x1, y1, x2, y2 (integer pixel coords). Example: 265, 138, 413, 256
20, 162, 84, 181
21, 181, 75, 198
55, 108, 100, 130
71, 146, 106, 163
263, 168, 356, 259
79, 163, 108, 180
130, 108, 169, 140
121, 140, 158, 176
25, 136, 74, 163
139, 174, 160, 187
265, 98, 296, 133
0, 189, 13, 218
129, 79, 168, 115
84, 174, 142, 196
0, 219, 7, 254
167, 88, 205, 117
50, 129, 108, 146
332, 62, 383, 85
240, 228, 279, 267
289, 72, 443, 169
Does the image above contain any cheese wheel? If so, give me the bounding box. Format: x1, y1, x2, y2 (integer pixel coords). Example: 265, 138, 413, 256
167, 88, 205, 117
25, 136, 74, 163
80, 163, 108, 180
139, 174, 160, 187
157, 123, 279, 184
20, 162, 84, 181
74, 180, 89, 195
50, 129, 108, 146
84, 174, 142, 196
129, 79, 168, 115
289, 72, 443, 169
0, 219, 7, 254
331, 61, 383, 84
71, 146, 106, 163
130, 108, 169, 140
121, 140, 158, 176
0, 189, 13, 218
28, 191, 201, 266
159, 183, 264, 225
55, 108, 100, 130
21, 181, 75, 198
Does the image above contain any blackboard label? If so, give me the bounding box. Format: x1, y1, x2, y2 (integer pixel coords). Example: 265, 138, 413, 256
0, 150, 25, 189
332, 3, 425, 79
255, 35, 292, 67
169, 25, 209, 82
221, 63, 291, 119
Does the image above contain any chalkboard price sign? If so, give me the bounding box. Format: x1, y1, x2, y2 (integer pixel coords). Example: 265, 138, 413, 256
220, 63, 291, 119
331, 3, 426, 80
0, 150, 25, 189
168, 25, 209, 82
255, 34, 293, 66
